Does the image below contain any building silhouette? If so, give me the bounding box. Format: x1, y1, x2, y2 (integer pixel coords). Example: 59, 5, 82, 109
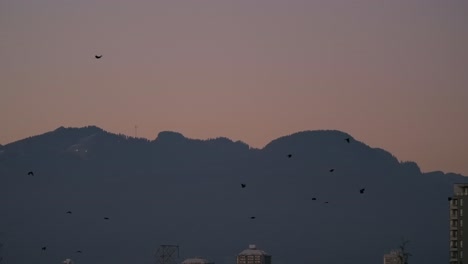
237, 245, 271, 264
450, 183, 468, 264
156, 245, 180, 264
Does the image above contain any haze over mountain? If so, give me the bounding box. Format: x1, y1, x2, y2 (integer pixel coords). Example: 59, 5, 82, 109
0, 125, 466, 264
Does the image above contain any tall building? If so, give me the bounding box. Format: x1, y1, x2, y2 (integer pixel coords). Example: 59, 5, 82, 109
450, 183, 468, 264
383, 250, 400, 264
237, 245, 271, 264
182, 257, 214, 264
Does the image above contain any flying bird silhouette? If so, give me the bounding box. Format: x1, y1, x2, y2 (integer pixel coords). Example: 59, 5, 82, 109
250, 216, 256, 219
345, 138, 350, 143
241, 184, 246, 188
312, 198, 317, 201
359, 188, 365, 194
76, 250, 82, 253
329, 169, 334, 172
104, 217, 109, 220
27, 171, 34, 176
66, 211, 72, 214
95, 55, 102, 59
42, 247, 47, 251
287, 154, 292, 158
324, 201, 329, 204
448, 197, 453, 201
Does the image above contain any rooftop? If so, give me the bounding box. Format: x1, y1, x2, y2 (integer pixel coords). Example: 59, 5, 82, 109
182, 257, 214, 264
238, 245, 270, 256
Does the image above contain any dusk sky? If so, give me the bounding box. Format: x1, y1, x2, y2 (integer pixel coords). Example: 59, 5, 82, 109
1, 0, 467, 175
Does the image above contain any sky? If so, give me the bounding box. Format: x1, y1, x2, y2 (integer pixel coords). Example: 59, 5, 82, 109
1, 0, 467, 175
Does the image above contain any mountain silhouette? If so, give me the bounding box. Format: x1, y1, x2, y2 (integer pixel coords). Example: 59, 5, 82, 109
0, 125, 466, 264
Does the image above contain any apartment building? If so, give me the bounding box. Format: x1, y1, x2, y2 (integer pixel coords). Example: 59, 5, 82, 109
450, 183, 468, 264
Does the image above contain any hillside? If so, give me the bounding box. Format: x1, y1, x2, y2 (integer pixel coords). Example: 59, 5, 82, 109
0, 126, 466, 264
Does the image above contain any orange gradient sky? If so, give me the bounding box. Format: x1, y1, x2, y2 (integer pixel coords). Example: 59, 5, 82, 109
1, 0, 467, 175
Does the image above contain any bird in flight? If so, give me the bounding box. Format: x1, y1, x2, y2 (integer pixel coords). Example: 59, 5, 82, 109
448, 197, 453, 201
324, 201, 329, 204
329, 169, 334, 172
27, 171, 34, 176
104, 217, 109, 220
42, 247, 47, 251
250, 216, 256, 219
66, 211, 72, 214
287, 154, 292, 158
312, 198, 317, 201
76, 250, 82, 253
241, 184, 246, 188
345, 138, 351, 143
95, 55, 102, 59
359, 188, 365, 194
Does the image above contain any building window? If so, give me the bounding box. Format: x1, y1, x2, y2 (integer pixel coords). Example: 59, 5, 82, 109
462, 199, 464, 206
461, 251, 464, 258
461, 240, 464, 248
462, 220, 464, 227
462, 209, 464, 217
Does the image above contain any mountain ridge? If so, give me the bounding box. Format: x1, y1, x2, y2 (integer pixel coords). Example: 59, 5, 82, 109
0, 125, 464, 173
3, 125, 461, 176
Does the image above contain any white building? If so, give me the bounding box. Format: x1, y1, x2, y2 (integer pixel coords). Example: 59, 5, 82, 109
182, 256, 214, 264
383, 251, 401, 264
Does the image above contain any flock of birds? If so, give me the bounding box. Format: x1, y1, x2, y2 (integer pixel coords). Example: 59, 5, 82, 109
15, 93, 366, 260
238, 137, 366, 218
